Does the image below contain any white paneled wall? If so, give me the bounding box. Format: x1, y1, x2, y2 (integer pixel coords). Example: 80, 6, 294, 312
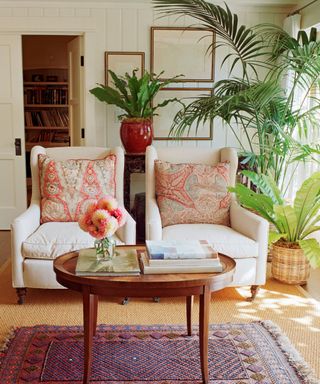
0, 1, 289, 206
0, 1, 289, 149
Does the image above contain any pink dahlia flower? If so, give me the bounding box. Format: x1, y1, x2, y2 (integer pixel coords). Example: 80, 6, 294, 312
105, 216, 119, 237
111, 207, 127, 227
78, 195, 124, 239
78, 212, 93, 232
88, 226, 105, 239
91, 209, 111, 227
97, 195, 118, 211
85, 202, 98, 215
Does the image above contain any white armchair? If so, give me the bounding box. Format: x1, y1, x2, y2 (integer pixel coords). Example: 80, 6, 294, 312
11, 146, 136, 304
145, 145, 268, 300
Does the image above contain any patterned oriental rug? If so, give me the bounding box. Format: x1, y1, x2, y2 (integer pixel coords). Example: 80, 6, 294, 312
0, 321, 318, 384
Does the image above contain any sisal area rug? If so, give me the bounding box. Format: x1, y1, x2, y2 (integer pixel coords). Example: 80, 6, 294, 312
0, 322, 318, 384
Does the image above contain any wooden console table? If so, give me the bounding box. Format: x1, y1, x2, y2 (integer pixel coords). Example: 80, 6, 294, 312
124, 153, 145, 212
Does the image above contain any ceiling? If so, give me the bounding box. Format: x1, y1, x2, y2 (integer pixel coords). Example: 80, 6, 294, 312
0, 0, 311, 12
1, 0, 301, 3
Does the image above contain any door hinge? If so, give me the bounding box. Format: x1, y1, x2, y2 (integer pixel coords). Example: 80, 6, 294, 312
81, 128, 85, 139
80, 55, 84, 67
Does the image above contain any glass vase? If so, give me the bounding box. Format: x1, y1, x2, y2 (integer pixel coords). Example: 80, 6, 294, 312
94, 237, 116, 261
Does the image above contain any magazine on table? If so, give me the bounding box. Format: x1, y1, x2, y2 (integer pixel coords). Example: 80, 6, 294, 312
75, 248, 140, 276
145, 240, 219, 262
145, 252, 221, 267
140, 253, 223, 274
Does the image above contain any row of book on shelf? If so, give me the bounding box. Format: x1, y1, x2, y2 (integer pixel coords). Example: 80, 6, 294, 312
24, 88, 68, 105
26, 130, 69, 143
25, 110, 69, 127
75, 240, 223, 276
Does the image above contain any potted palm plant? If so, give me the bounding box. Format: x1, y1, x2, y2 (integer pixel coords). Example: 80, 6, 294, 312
90, 70, 182, 153
153, 0, 320, 192
153, 0, 320, 284
229, 171, 320, 284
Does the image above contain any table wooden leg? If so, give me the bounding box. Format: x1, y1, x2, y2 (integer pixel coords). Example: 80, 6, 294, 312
186, 295, 193, 336
93, 295, 98, 336
199, 285, 210, 384
83, 288, 96, 384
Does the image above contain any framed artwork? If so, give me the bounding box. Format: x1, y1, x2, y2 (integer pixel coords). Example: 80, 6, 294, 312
105, 51, 145, 87
151, 27, 215, 82
152, 88, 213, 140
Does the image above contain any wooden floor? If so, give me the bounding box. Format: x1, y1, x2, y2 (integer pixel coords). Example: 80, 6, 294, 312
0, 231, 10, 268
1, 230, 319, 300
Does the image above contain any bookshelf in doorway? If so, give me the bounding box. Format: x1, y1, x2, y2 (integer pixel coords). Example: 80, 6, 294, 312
23, 68, 70, 203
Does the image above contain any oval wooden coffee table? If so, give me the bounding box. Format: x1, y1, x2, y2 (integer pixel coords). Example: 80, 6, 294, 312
54, 246, 235, 384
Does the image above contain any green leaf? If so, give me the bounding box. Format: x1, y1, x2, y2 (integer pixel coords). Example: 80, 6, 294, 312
228, 184, 277, 225
126, 71, 140, 114
301, 225, 320, 240
232, 13, 238, 40
303, 209, 320, 231
89, 86, 130, 114
269, 231, 284, 245
294, 172, 320, 238
153, 97, 183, 115
274, 205, 297, 242
299, 238, 320, 268
297, 30, 309, 46
241, 170, 283, 204
108, 70, 129, 101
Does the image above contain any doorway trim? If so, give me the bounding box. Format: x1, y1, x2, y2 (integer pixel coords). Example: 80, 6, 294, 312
19, 30, 97, 146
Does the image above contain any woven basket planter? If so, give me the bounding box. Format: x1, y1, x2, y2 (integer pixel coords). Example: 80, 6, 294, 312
271, 243, 310, 284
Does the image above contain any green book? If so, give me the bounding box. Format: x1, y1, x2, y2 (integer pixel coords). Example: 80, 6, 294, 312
75, 248, 141, 276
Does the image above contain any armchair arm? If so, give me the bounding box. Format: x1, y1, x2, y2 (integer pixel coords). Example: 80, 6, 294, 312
146, 197, 162, 240
116, 209, 136, 245
230, 200, 269, 241
11, 203, 41, 287
230, 200, 269, 285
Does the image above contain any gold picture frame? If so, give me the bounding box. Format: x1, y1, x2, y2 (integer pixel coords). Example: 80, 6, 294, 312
105, 51, 145, 86
151, 27, 215, 82
152, 88, 213, 140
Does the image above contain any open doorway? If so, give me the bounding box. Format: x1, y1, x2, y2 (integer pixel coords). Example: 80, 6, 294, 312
22, 35, 83, 204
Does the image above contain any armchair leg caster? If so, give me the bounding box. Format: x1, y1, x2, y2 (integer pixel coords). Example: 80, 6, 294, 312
246, 285, 259, 302
153, 297, 160, 303
16, 288, 27, 305
122, 297, 130, 305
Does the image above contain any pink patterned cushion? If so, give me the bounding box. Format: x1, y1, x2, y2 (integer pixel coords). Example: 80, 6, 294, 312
155, 160, 231, 227
38, 154, 116, 223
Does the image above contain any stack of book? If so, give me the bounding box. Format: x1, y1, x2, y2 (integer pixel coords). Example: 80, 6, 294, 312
140, 240, 222, 274
75, 248, 140, 276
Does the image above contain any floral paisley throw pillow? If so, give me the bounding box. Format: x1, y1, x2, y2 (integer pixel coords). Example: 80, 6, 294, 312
38, 154, 116, 223
155, 160, 231, 227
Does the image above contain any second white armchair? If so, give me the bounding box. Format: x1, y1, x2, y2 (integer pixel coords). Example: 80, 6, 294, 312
145, 145, 268, 300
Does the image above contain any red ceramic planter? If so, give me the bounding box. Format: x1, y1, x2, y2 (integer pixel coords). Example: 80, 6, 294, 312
120, 119, 153, 154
